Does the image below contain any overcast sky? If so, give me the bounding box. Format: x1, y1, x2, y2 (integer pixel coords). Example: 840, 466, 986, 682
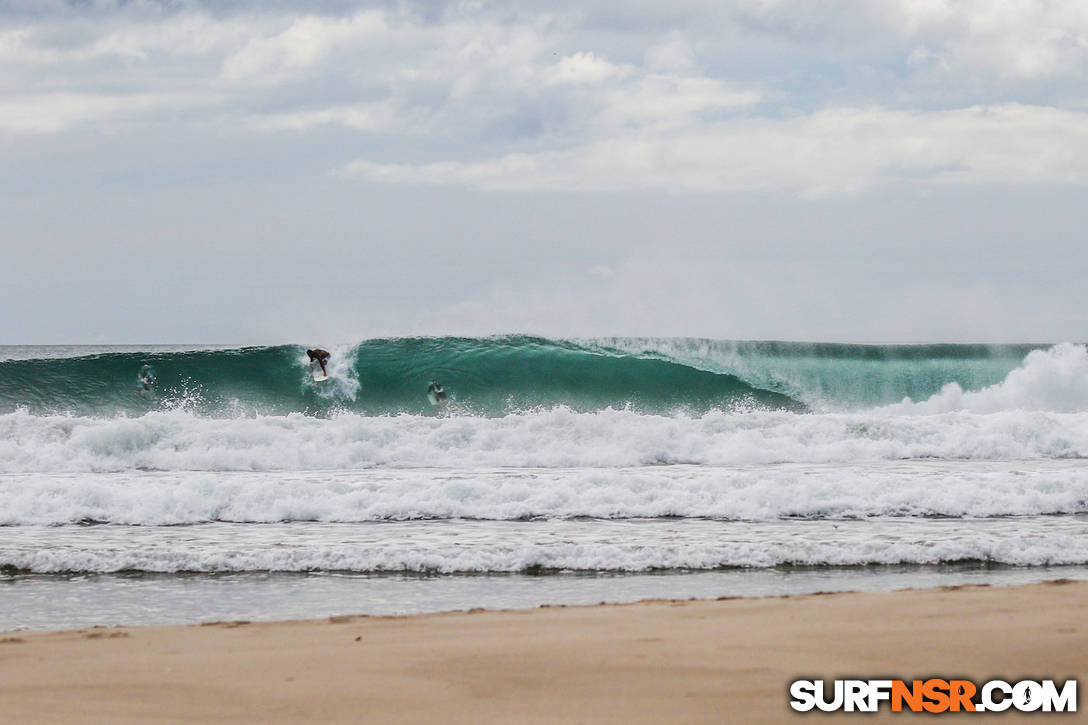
3, 0, 1087, 344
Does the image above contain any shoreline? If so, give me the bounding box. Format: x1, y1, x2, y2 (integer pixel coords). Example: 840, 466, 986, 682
7, 562, 1087, 634
2, 579, 1084, 723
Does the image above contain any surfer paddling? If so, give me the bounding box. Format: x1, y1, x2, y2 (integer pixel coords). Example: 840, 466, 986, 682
307, 348, 330, 377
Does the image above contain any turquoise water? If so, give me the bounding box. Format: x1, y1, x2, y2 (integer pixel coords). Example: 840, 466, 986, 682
0, 337, 1045, 417
3, 338, 1088, 631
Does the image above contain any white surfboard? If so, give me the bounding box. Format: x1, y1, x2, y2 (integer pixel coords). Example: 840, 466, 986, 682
311, 362, 329, 382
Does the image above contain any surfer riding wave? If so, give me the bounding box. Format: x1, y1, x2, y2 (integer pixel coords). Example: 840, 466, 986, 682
307, 348, 330, 378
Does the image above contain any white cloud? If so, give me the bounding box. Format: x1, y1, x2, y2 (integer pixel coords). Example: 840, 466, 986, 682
2, 1, 1088, 197
0, 91, 218, 134
0, 13, 254, 67
596, 74, 761, 127
344, 104, 1088, 195
885, 0, 1088, 80
246, 100, 427, 134
646, 35, 697, 73
221, 11, 387, 83
0, 27, 54, 65
542, 51, 632, 86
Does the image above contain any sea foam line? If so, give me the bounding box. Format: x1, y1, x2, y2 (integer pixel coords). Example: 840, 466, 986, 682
5, 525, 1088, 573
3, 404, 1088, 475
2, 462, 1087, 525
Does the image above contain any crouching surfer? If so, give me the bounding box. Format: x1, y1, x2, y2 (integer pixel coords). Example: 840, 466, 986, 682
137, 364, 156, 396
427, 380, 448, 408
307, 348, 330, 378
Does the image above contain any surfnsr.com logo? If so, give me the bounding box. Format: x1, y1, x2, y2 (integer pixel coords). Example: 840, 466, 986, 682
790, 679, 1077, 713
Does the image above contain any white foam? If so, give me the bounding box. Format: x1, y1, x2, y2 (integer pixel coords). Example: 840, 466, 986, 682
887, 343, 1088, 414
307, 342, 361, 401
3, 517, 1087, 572
3, 402, 1088, 476
2, 462, 1086, 526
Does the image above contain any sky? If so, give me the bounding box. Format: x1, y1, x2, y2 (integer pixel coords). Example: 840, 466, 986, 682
2, 0, 1087, 344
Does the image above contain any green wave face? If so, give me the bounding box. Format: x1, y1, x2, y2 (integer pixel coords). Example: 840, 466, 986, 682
584, 338, 1043, 410
0, 336, 1050, 418
0, 337, 802, 417
0, 345, 309, 417
351, 336, 802, 415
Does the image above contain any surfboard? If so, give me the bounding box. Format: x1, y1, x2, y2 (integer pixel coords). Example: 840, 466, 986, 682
310, 362, 329, 382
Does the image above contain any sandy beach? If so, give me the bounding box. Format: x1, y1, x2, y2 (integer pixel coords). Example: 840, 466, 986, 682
1, 579, 1083, 724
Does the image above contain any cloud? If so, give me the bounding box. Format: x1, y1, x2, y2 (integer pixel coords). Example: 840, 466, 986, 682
2, 1, 1087, 196
220, 11, 387, 83
542, 51, 632, 86
595, 74, 761, 127
344, 103, 1088, 195
0, 91, 219, 134
726, 0, 1088, 81
245, 100, 428, 134
645, 35, 697, 73
884, 0, 1088, 80
6, 1, 1088, 345
0, 11, 254, 67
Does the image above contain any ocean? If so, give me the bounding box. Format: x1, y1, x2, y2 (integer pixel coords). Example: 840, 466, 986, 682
3, 336, 1088, 631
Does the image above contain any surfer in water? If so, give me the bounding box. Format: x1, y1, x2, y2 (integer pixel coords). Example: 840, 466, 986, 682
137, 365, 155, 396
307, 348, 330, 377
427, 380, 448, 408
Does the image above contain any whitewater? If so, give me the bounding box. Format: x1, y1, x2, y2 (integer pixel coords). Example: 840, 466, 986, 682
2, 337, 1087, 631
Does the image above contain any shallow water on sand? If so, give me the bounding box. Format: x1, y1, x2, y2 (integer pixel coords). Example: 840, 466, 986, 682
4, 509, 1088, 631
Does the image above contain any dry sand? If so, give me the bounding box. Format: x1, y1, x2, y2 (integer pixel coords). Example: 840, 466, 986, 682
1, 580, 1084, 724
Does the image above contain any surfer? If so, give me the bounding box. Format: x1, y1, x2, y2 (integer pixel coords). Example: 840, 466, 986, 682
427, 380, 448, 407
307, 348, 330, 377
137, 365, 155, 396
